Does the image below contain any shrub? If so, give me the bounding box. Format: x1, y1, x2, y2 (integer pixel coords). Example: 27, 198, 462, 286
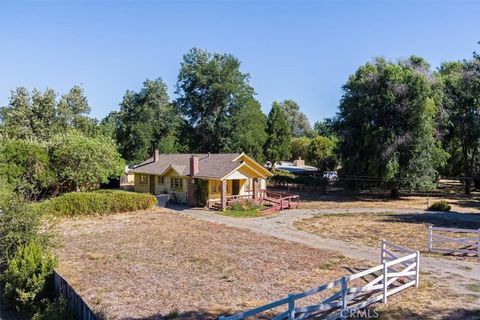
0, 140, 55, 200
33, 296, 73, 320
37, 190, 157, 216
0, 183, 53, 263
49, 130, 125, 192
2, 241, 57, 314
428, 200, 451, 212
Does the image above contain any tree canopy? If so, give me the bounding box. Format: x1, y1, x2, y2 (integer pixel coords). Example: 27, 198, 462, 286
116, 79, 183, 164
0, 86, 96, 140
274, 100, 311, 137
336, 56, 447, 197
49, 130, 125, 192
264, 103, 292, 165
175, 48, 264, 154
438, 53, 480, 193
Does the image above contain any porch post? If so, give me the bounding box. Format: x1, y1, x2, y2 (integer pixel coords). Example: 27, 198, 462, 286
220, 180, 227, 211
252, 178, 258, 201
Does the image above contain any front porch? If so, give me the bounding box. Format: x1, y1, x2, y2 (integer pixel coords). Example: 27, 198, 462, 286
207, 188, 300, 212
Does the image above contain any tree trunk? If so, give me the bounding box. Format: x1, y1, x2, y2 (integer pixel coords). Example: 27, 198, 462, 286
463, 147, 471, 195
390, 188, 399, 199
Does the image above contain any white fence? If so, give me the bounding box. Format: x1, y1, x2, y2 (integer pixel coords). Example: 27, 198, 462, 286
428, 226, 480, 256
219, 239, 420, 320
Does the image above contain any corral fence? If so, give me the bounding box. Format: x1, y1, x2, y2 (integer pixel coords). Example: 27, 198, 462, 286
219, 239, 420, 320
428, 226, 480, 256
54, 271, 98, 320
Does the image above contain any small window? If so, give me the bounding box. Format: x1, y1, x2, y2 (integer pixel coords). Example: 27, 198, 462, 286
158, 176, 164, 184
139, 174, 148, 185
211, 181, 217, 193
171, 177, 183, 191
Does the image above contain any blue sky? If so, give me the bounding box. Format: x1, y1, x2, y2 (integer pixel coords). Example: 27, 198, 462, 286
0, 0, 478, 123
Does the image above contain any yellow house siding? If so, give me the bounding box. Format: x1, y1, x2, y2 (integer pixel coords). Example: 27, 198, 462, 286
207, 179, 234, 200
133, 173, 150, 193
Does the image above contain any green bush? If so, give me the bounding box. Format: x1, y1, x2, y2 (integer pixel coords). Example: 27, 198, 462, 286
428, 200, 451, 212
37, 190, 157, 217
0, 183, 53, 263
2, 241, 57, 314
32, 296, 74, 320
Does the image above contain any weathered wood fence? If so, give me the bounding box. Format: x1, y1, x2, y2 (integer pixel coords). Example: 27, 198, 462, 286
219, 239, 420, 320
54, 272, 98, 320
428, 226, 480, 256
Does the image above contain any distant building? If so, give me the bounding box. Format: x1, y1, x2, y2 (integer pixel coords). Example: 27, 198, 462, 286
274, 157, 318, 174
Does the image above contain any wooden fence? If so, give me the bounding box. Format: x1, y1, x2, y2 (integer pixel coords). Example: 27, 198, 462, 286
219, 239, 420, 320
428, 226, 480, 256
54, 272, 98, 320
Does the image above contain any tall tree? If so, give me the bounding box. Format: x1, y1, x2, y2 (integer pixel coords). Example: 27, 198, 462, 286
227, 99, 267, 162
275, 100, 311, 137
314, 118, 336, 138
0, 86, 97, 140
175, 48, 259, 153
264, 103, 292, 166
116, 79, 182, 163
56, 86, 97, 135
291, 136, 311, 161
438, 52, 480, 194
336, 56, 447, 197
307, 136, 335, 171
0, 87, 34, 139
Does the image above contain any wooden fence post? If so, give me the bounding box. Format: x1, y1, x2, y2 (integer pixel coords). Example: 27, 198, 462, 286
382, 262, 388, 303
340, 276, 348, 319
288, 294, 295, 320
415, 251, 420, 288
427, 226, 433, 252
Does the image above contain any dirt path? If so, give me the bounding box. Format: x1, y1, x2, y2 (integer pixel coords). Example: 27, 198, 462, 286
169, 206, 480, 298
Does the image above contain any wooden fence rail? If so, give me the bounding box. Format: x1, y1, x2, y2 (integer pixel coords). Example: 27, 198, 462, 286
428, 226, 480, 256
219, 239, 420, 320
54, 272, 98, 320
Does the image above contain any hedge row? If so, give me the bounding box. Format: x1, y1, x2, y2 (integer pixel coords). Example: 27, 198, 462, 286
36, 190, 157, 217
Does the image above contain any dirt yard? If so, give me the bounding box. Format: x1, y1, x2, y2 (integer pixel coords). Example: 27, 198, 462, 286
55, 210, 479, 320
55, 210, 363, 319
294, 211, 480, 257
298, 192, 480, 213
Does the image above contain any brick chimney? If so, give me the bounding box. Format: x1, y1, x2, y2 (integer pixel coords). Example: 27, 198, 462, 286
294, 157, 305, 167
153, 149, 160, 162
190, 155, 199, 176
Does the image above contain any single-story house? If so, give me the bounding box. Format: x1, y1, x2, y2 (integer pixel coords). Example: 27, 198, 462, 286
130, 151, 273, 210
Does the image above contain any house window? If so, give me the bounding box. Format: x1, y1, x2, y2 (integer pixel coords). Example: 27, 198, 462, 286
171, 177, 183, 191
211, 180, 227, 193
158, 176, 164, 184
139, 174, 148, 185
211, 180, 222, 193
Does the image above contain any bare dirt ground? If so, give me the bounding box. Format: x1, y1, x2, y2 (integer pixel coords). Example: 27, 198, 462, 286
55, 210, 365, 320
294, 211, 480, 256
56, 208, 479, 320
298, 192, 480, 214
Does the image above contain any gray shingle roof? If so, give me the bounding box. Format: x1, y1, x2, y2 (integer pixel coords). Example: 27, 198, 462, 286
130, 153, 242, 179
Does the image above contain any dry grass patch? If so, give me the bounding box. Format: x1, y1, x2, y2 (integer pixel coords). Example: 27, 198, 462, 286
55, 210, 365, 319
374, 279, 480, 320
297, 192, 480, 214
294, 212, 480, 256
